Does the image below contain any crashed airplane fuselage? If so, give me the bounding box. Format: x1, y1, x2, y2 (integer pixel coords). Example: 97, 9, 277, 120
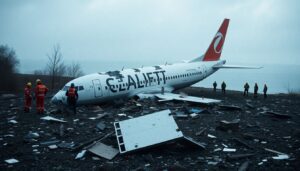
51, 18, 258, 105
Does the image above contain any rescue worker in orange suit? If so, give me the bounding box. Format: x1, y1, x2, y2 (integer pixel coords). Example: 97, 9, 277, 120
35, 79, 48, 114
24, 82, 32, 113
65, 83, 78, 114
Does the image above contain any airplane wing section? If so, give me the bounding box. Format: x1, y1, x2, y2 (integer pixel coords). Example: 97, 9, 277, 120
213, 65, 262, 69
154, 92, 221, 104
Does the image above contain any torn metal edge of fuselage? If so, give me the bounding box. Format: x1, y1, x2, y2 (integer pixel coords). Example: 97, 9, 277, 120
114, 109, 205, 154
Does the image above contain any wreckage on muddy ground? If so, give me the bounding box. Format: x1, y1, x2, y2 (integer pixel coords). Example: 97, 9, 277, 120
0, 87, 299, 170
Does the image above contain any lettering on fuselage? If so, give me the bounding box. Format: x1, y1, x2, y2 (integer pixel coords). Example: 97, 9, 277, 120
106, 71, 166, 93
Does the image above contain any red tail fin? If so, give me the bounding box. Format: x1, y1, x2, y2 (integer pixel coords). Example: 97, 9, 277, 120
202, 19, 230, 61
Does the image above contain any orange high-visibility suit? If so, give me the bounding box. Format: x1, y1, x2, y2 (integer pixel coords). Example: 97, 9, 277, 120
24, 84, 32, 112
35, 82, 48, 114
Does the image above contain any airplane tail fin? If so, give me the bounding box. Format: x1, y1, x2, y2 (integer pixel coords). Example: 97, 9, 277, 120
189, 19, 229, 63
202, 19, 230, 61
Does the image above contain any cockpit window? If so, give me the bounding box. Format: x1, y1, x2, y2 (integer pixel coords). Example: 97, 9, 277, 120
79, 86, 84, 91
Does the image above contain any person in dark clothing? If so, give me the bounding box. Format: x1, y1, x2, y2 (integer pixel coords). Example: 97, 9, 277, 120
65, 83, 78, 114
263, 84, 268, 99
254, 83, 258, 98
244, 82, 250, 96
213, 81, 217, 92
221, 81, 226, 94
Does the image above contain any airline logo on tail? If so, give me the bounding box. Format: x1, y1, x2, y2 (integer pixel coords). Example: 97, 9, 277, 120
203, 19, 229, 61
213, 32, 223, 54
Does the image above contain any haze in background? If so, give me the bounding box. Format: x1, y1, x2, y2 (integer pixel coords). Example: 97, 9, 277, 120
0, 0, 299, 93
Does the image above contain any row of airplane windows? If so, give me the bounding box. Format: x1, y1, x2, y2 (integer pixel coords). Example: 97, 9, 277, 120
104, 71, 202, 90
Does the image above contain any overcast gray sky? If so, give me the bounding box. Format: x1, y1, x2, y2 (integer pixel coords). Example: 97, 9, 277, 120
0, 0, 299, 74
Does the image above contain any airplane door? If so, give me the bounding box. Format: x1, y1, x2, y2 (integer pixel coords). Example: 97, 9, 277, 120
92, 79, 103, 97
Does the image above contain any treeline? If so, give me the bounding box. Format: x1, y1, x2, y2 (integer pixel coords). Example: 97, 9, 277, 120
0, 44, 84, 93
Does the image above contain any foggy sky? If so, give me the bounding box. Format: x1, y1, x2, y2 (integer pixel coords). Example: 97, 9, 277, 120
0, 0, 299, 74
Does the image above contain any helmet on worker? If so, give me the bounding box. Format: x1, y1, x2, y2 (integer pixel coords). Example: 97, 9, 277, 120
26, 82, 32, 87
36, 79, 42, 84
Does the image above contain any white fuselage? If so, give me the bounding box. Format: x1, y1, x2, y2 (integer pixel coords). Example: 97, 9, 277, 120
51, 60, 225, 105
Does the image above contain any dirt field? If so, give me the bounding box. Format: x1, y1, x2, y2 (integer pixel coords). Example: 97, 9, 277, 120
0, 87, 299, 170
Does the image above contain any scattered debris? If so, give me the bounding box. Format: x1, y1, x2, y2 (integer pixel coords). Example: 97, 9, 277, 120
155, 92, 221, 104
264, 148, 286, 155
246, 103, 254, 109
117, 113, 127, 117
189, 108, 209, 114
219, 105, 242, 111
207, 134, 217, 138
75, 150, 86, 159
88, 142, 119, 160
40, 116, 66, 123
24, 132, 40, 143
238, 160, 250, 171
8, 119, 18, 124
217, 119, 240, 131
174, 112, 189, 118
195, 128, 206, 136
90, 106, 104, 113
5, 158, 19, 164
272, 154, 289, 160
48, 144, 58, 149
88, 113, 108, 120
96, 122, 106, 131
266, 111, 291, 119
223, 148, 236, 152
40, 140, 60, 145
190, 113, 199, 118
58, 142, 75, 149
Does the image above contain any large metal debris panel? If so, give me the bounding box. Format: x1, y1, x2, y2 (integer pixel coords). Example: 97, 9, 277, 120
114, 109, 183, 153
155, 93, 221, 104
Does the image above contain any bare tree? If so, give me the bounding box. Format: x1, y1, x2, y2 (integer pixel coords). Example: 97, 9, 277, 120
67, 61, 84, 78
0, 45, 19, 91
46, 44, 66, 90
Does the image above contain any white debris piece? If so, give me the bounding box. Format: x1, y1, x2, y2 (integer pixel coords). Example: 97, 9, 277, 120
223, 148, 236, 152
190, 113, 198, 118
118, 113, 127, 117
41, 116, 66, 123
75, 150, 86, 159
8, 120, 18, 124
48, 145, 58, 149
114, 109, 183, 154
272, 154, 289, 160
207, 134, 217, 138
5, 158, 19, 164
155, 92, 221, 104
214, 148, 222, 152
222, 143, 228, 147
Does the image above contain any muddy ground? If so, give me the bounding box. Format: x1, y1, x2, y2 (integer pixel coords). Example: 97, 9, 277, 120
0, 87, 299, 170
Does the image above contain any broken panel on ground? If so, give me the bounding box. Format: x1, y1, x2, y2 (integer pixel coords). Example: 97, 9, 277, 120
114, 109, 183, 154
